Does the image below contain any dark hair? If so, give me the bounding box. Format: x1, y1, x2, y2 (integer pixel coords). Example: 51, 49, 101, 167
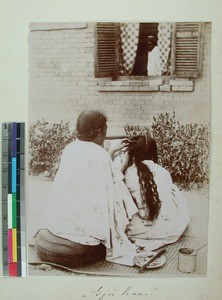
76, 110, 107, 141
127, 136, 161, 221
128, 135, 158, 163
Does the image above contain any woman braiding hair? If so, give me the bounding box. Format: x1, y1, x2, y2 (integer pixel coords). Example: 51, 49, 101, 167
76, 110, 107, 143
33, 110, 139, 268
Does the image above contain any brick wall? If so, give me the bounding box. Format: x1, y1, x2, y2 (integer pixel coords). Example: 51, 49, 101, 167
29, 22, 211, 135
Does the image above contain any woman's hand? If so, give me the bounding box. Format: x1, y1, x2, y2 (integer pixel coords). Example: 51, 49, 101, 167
119, 151, 130, 173
108, 139, 130, 160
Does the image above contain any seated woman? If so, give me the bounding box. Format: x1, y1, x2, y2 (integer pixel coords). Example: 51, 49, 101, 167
34, 110, 138, 268
118, 135, 190, 251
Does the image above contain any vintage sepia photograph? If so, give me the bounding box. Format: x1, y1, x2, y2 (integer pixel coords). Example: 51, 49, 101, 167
28, 21, 210, 277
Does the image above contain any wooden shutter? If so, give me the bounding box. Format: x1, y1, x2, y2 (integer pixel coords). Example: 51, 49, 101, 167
95, 23, 120, 78
171, 22, 204, 77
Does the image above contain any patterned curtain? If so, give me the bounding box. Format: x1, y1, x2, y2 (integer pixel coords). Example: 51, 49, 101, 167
158, 23, 172, 75
119, 23, 140, 75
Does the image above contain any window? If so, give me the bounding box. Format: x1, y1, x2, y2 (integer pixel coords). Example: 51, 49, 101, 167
95, 22, 204, 79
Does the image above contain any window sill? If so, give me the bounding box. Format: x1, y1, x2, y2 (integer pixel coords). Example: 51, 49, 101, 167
97, 77, 194, 92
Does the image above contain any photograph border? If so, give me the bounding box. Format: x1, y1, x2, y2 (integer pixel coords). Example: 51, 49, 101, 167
0, 0, 222, 299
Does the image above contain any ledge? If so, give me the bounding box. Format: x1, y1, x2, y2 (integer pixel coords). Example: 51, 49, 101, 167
30, 23, 87, 31
97, 78, 194, 92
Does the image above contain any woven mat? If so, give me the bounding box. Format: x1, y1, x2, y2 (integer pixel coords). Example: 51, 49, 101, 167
29, 191, 208, 277
29, 235, 207, 277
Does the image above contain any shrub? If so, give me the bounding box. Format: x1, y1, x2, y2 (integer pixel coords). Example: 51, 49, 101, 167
29, 113, 210, 189
124, 124, 150, 137
124, 112, 210, 189
29, 120, 76, 178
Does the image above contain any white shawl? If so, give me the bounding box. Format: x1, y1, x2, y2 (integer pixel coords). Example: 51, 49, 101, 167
38, 140, 138, 265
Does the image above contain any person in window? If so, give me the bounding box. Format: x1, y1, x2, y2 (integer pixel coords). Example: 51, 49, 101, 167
131, 35, 161, 76
34, 110, 139, 268
118, 135, 190, 251
146, 36, 161, 76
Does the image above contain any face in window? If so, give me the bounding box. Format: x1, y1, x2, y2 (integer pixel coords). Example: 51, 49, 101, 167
146, 36, 157, 52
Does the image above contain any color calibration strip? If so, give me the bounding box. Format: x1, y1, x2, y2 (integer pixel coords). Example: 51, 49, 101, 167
2, 123, 26, 277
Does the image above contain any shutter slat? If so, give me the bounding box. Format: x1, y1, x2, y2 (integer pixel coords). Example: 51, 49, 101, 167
177, 41, 198, 44
176, 48, 198, 50
176, 54, 198, 56
176, 61, 197, 63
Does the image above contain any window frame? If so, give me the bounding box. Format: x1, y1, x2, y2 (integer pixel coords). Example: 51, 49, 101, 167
95, 22, 204, 80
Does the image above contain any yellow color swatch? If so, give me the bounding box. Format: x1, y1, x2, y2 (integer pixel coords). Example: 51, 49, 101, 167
12, 228, 17, 262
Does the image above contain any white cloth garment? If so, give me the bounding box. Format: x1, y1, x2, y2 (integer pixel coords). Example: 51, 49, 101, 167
124, 160, 190, 251
147, 46, 161, 76
37, 140, 138, 265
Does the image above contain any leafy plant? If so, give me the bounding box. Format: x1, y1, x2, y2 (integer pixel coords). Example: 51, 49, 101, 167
29, 120, 76, 178
124, 112, 210, 189
29, 113, 210, 189
152, 112, 209, 189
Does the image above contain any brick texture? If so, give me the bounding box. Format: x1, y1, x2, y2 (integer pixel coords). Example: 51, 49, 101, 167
29, 23, 211, 134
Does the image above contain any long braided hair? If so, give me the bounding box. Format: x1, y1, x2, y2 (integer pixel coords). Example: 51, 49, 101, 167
127, 136, 161, 221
